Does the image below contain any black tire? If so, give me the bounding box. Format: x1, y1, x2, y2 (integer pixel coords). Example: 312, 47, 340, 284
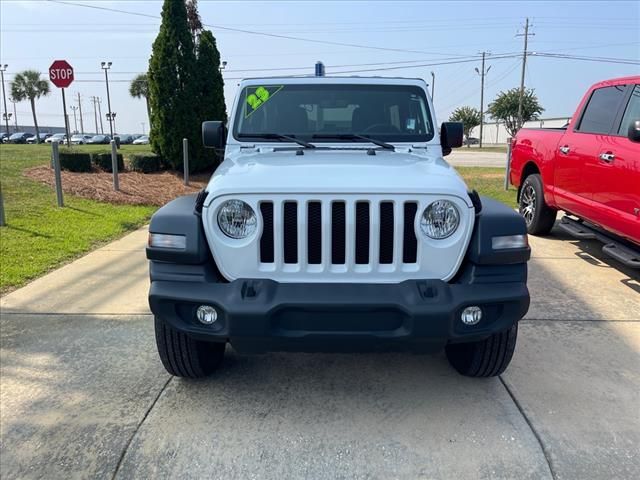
154, 316, 225, 378
519, 174, 557, 235
445, 323, 518, 377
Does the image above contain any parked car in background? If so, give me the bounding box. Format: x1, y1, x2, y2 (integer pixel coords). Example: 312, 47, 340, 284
115, 134, 135, 144
70, 134, 93, 145
87, 134, 112, 145
8, 132, 34, 144
1, 132, 10, 143
465, 137, 480, 145
27, 133, 53, 144
132, 135, 149, 145
510, 75, 639, 268
45, 133, 67, 144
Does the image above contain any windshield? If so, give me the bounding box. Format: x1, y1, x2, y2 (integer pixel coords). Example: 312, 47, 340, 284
233, 84, 433, 143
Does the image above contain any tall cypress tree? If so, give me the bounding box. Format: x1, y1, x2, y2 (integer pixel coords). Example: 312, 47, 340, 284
196, 30, 227, 167
148, 0, 202, 171
197, 30, 227, 124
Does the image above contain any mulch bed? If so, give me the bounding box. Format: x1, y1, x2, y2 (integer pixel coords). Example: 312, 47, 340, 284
24, 166, 210, 206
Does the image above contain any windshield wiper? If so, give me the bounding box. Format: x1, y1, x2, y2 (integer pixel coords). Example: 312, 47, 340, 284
311, 134, 395, 151
238, 133, 316, 149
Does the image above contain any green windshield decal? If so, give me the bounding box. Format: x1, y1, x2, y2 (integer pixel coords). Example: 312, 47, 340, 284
244, 85, 283, 118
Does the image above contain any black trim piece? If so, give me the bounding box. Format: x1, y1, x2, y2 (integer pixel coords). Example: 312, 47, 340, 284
194, 189, 207, 216
332, 202, 346, 265
468, 190, 483, 214
307, 202, 322, 264
403, 202, 418, 264
379, 202, 394, 264
260, 202, 274, 263
355, 202, 370, 264
283, 202, 298, 264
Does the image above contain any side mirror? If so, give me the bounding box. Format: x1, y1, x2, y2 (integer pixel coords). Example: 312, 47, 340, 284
440, 122, 463, 156
628, 120, 640, 143
202, 121, 227, 149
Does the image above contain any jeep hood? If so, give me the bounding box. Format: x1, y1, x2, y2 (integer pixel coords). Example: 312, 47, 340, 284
205, 149, 471, 204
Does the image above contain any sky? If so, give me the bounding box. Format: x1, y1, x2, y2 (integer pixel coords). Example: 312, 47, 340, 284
1, 0, 639, 134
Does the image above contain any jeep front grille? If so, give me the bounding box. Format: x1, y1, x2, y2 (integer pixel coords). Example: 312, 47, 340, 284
259, 200, 418, 269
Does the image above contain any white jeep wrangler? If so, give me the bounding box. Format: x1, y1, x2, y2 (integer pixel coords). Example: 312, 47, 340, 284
147, 77, 530, 378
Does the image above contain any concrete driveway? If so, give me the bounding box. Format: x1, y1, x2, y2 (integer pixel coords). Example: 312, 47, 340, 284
1, 226, 638, 479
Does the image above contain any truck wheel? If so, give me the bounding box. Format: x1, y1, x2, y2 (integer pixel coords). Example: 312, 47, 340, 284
154, 316, 225, 378
445, 324, 518, 377
519, 174, 557, 235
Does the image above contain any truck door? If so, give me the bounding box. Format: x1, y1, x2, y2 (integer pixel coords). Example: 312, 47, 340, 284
589, 84, 640, 242
556, 84, 629, 219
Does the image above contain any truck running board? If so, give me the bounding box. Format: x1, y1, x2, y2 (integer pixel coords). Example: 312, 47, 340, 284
558, 216, 640, 269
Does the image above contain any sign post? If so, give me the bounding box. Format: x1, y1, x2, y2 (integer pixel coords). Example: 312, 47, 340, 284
49, 60, 74, 147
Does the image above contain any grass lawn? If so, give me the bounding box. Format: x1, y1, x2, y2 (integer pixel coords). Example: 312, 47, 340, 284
456, 167, 517, 208
0, 143, 156, 293
1, 144, 517, 293
462, 146, 508, 153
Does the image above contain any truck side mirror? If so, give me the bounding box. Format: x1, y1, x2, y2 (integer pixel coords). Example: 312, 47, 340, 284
628, 120, 640, 143
202, 121, 227, 149
440, 122, 463, 156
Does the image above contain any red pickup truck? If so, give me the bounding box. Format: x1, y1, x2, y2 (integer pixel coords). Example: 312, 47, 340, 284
509, 76, 640, 268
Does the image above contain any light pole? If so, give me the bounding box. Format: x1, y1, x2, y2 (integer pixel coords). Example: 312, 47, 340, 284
106, 112, 117, 135
0, 65, 9, 135
220, 60, 227, 72
430, 71, 435, 101
101, 61, 114, 137
70, 105, 79, 133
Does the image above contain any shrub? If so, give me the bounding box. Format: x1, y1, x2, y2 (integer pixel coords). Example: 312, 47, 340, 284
128, 153, 163, 173
58, 151, 92, 172
92, 152, 124, 172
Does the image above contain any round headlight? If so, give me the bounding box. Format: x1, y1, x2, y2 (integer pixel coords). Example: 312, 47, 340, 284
420, 200, 460, 239
217, 200, 257, 239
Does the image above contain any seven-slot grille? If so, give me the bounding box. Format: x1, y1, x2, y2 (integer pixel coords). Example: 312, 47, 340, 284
259, 200, 419, 269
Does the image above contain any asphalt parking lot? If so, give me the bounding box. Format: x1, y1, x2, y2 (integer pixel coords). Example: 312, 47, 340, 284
1, 224, 639, 479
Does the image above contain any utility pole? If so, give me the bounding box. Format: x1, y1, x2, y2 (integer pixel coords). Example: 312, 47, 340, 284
10, 97, 18, 131
101, 62, 114, 137
475, 52, 491, 148
97, 97, 104, 134
141, 122, 146, 135
70, 105, 79, 133
0, 65, 9, 135
516, 18, 534, 131
91, 96, 99, 134
77, 92, 84, 135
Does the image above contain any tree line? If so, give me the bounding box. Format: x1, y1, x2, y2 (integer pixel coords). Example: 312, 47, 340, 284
449, 88, 544, 144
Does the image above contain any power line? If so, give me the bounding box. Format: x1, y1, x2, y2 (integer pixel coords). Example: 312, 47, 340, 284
45, 0, 470, 57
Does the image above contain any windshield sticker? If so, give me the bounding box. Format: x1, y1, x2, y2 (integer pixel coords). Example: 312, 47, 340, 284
245, 85, 283, 118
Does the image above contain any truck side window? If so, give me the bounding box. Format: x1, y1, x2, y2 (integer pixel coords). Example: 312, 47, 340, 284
577, 85, 627, 134
617, 85, 640, 136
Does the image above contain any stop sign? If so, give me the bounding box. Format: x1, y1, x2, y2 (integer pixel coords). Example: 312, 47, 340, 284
49, 60, 74, 88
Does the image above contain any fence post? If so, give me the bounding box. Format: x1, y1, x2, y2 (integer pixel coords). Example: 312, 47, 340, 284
0, 182, 6, 226
183, 138, 189, 186
52, 141, 64, 207
111, 139, 119, 191
504, 140, 512, 191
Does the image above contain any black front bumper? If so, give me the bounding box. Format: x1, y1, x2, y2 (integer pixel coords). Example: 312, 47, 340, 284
149, 277, 529, 354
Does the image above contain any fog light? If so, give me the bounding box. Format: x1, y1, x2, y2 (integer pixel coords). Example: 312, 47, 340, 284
196, 305, 218, 325
461, 306, 482, 325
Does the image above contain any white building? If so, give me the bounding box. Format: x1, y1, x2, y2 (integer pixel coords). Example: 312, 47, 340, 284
469, 117, 571, 145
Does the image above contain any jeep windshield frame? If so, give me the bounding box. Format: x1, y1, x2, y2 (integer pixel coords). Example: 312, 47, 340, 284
232, 83, 434, 144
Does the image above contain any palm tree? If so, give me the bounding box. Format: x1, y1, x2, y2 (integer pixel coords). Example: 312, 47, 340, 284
10, 70, 50, 143
129, 74, 151, 128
